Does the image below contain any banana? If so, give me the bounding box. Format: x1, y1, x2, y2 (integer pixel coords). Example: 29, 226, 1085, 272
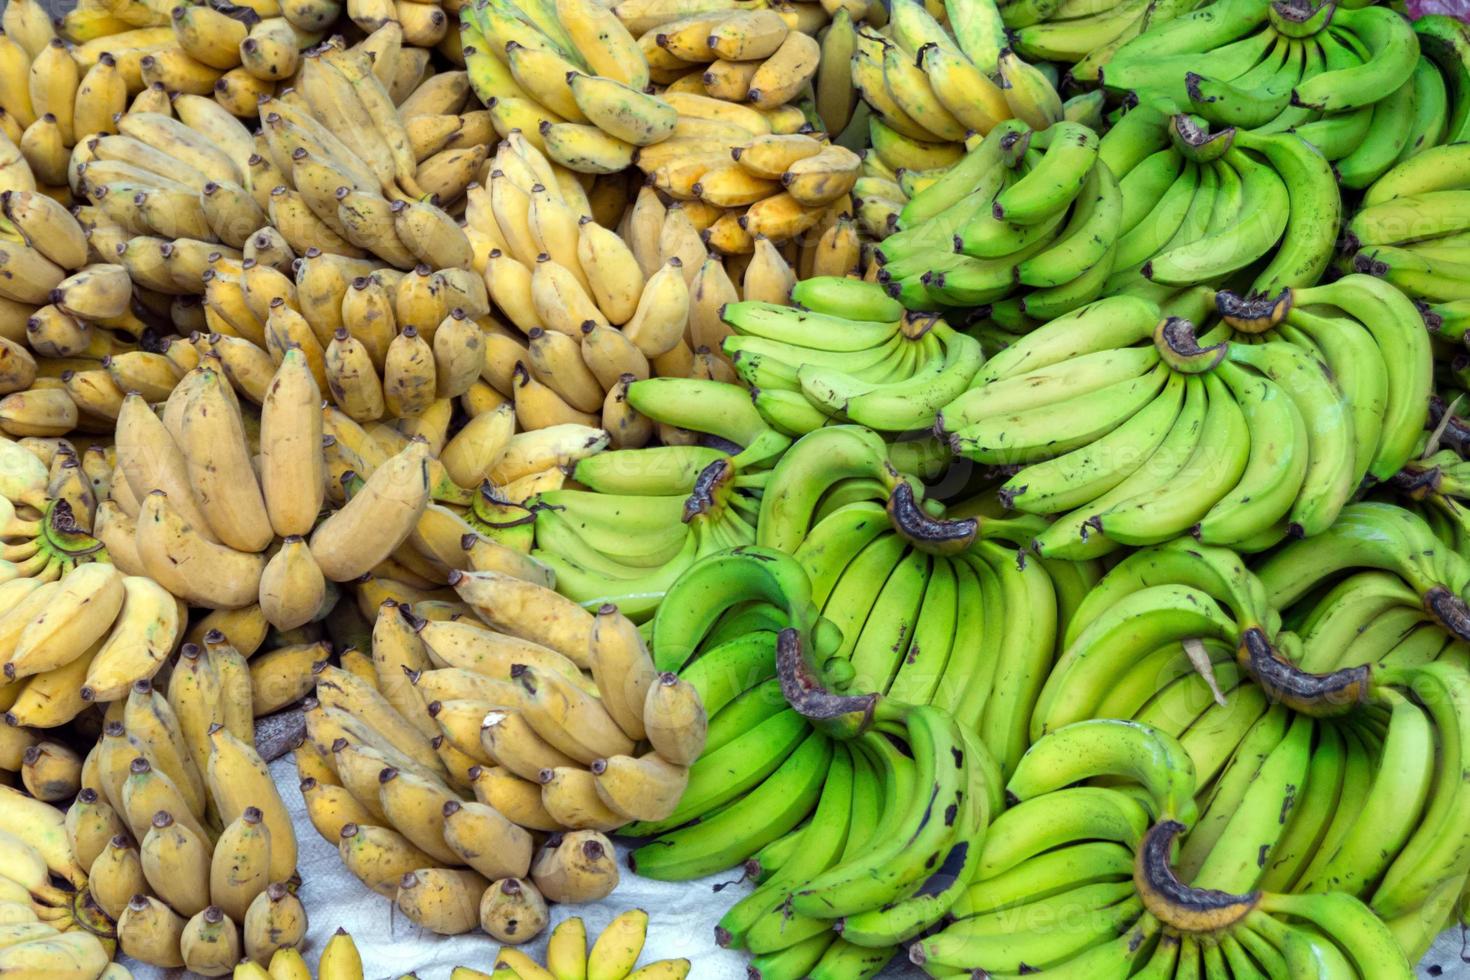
442, 798, 534, 880
140, 810, 212, 917
117, 894, 187, 969
136, 490, 265, 609
2, 561, 122, 680
311, 440, 431, 582
180, 906, 241, 978
478, 875, 549, 944
242, 883, 307, 965
210, 806, 271, 925
527, 831, 618, 906
177, 367, 273, 552
207, 723, 298, 883
396, 868, 487, 936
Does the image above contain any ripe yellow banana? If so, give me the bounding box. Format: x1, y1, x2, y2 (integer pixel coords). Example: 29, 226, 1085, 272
310, 439, 431, 582
587, 909, 648, 980
77, 574, 177, 702
717, 8, 794, 59
540, 120, 637, 175
2, 562, 123, 681
478, 876, 549, 944
117, 893, 187, 968
180, 905, 242, 978
569, 73, 676, 147
210, 806, 270, 925
176, 368, 273, 552
136, 490, 265, 609
396, 867, 487, 936
336, 821, 435, 898
87, 834, 146, 920
171, 4, 248, 70
557, 0, 649, 89
643, 673, 706, 765
531, 829, 621, 900
442, 797, 534, 880
300, 777, 374, 844
206, 723, 298, 882
469, 764, 567, 832
124, 678, 208, 818
63, 787, 125, 871
383, 326, 437, 418
592, 753, 687, 821
621, 259, 690, 358
140, 810, 212, 917
258, 538, 327, 633
242, 882, 307, 965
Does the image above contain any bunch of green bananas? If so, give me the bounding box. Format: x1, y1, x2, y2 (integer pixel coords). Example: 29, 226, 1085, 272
1346, 140, 1470, 317
753, 424, 1085, 770
624, 547, 1000, 975
938, 275, 1431, 559
721, 276, 983, 434
1103, 0, 1431, 191
527, 454, 763, 620
1004, 0, 1198, 82
1098, 109, 1335, 309
875, 117, 1120, 316
1025, 523, 1470, 964
912, 718, 1419, 978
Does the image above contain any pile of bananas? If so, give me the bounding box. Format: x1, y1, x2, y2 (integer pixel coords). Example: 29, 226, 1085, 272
938, 278, 1432, 557
4, 0, 1470, 973
459, 0, 867, 250
607, 548, 996, 975
293, 584, 707, 944
451, 910, 690, 980
727, 281, 984, 434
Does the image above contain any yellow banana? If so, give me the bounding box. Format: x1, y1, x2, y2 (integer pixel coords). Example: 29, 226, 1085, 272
531, 829, 621, 899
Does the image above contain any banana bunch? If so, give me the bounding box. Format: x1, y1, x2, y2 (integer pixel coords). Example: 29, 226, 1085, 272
235, 929, 365, 980
19, 0, 443, 122
1103, 0, 1427, 190
1092, 108, 1336, 310
450, 910, 690, 980
70, 39, 477, 260
0, 783, 119, 965
875, 117, 1124, 318
941, 276, 1431, 559
0, 445, 113, 586
723, 276, 981, 433
619, 547, 998, 973
1029, 530, 1470, 961
746, 424, 1079, 772
848, 0, 1038, 175
460, 0, 686, 175
529, 454, 761, 620
61, 629, 302, 971
466, 137, 738, 433
911, 719, 1417, 979
296, 592, 706, 942
1003, 0, 1194, 81
0, 561, 182, 736
1346, 140, 1470, 314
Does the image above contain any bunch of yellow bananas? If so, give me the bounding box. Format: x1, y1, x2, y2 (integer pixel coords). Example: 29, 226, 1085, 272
234, 927, 365, 980
453, 910, 691, 980
0, 785, 118, 973
295, 592, 706, 943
